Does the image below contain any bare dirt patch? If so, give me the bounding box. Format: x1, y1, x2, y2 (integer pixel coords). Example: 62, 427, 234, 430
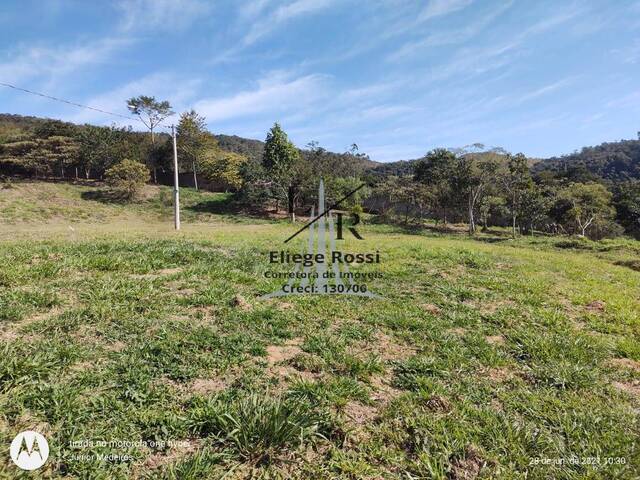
421, 303, 441, 315
266, 338, 303, 365
343, 401, 378, 426
165, 281, 196, 296
586, 300, 605, 313
277, 302, 294, 310
26, 306, 65, 325
69, 361, 94, 372
448, 327, 467, 336
105, 340, 126, 352
608, 358, 640, 371
485, 335, 506, 345
142, 438, 201, 471
483, 367, 514, 383
478, 300, 516, 315
130, 267, 183, 280
0, 329, 18, 341
370, 375, 403, 405
449, 445, 488, 480
355, 332, 415, 362
130, 273, 159, 280
613, 380, 640, 399
265, 338, 319, 384
270, 365, 318, 382
231, 294, 252, 311
190, 378, 227, 395
158, 267, 183, 275
424, 395, 452, 412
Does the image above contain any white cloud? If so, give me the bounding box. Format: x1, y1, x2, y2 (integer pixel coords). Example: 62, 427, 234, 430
611, 40, 640, 64
194, 72, 330, 122
117, 0, 211, 31
417, 0, 474, 22
388, 2, 513, 62
516, 77, 577, 104
238, 0, 275, 20
384, 0, 474, 38
0, 38, 132, 85
242, 0, 336, 45
407, 7, 583, 85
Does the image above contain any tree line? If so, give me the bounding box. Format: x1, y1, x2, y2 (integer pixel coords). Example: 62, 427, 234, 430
372, 148, 638, 240
1, 105, 638, 240
0, 98, 247, 193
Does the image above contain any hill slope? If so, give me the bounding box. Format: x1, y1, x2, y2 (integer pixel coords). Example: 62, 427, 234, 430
534, 139, 640, 181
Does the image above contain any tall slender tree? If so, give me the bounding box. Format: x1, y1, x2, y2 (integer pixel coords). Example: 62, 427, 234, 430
176, 110, 210, 190
127, 96, 174, 183
502, 153, 532, 237
262, 123, 301, 222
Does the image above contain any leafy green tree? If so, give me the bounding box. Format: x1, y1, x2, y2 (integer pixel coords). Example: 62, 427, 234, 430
177, 110, 210, 190
0, 136, 78, 178
519, 185, 550, 235
560, 182, 616, 237
127, 96, 174, 183
453, 152, 500, 235
614, 180, 640, 239
238, 156, 270, 208
262, 123, 301, 221
105, 159, 149, 200
502, 153, 533, 237
77, 124, 137, 179
478, 195, 506, 231
414, 149, 457, 226
327, 176, 370, 220
201, 150, 247, 192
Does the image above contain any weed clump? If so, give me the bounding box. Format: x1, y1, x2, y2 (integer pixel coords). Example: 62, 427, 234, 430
188, 393, 330, 463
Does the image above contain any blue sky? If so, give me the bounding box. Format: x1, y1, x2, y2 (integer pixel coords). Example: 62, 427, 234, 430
1, 0, 639, 161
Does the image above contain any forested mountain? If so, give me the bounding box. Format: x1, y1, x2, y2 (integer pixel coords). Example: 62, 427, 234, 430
370, 139, 640, 183
214, 134, 264, 162
369, 159, 417, 178
533, 139, 640, 182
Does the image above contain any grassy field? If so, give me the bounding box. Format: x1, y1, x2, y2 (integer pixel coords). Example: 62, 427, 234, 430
0, 181, 639, 479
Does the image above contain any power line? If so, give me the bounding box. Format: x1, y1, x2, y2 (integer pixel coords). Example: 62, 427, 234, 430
0, 81, 142, 123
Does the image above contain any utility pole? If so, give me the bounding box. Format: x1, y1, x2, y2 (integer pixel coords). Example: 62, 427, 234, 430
171, 124, 180, 230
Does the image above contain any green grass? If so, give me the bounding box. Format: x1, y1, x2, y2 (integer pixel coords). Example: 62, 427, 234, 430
0, 182, 638, 478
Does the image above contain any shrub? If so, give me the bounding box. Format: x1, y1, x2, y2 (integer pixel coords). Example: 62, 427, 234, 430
105, 159, 149, 200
